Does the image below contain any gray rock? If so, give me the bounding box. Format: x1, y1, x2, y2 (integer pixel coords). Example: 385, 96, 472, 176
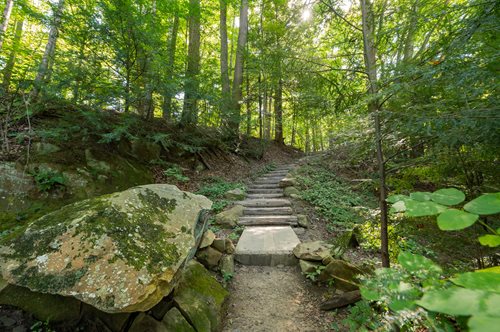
162, 307, 195, 332
0, 184, 212, 313
225, 239, 236, 254
214, 205, 244, 228
199, 230, 216, 249
320, 290, 361, 310
319, 259, 365, 291
129, 313, 167, 332
196, 246, 223, 270
212, 239, 226, 252
293, 241, 333, 261
32, 142, 61, 156
220, 255, 235, 276
297, 214, 310, 228
279, 177, 297, 188
224, 188, 246, 201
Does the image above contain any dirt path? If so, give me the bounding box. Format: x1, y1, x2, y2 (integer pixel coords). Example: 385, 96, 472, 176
222, 264, 334, 332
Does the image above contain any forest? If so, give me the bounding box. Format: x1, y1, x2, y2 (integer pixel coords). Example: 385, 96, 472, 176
0, 0, 499, 331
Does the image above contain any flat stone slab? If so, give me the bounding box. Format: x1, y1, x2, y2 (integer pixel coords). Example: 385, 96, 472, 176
235, 226, 300, 266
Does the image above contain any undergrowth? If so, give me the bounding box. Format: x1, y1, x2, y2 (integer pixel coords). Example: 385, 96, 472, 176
196, 177, 246, 213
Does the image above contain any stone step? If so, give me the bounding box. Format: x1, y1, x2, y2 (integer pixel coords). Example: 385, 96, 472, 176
235, 226, 300, 266
237, 199, 291, 207
254, 178, 284, 183
246, 193, 285, 199
239, 215, 298, 223
238, 219, 298, 227
267, 171, 289, 176
247, 188, 283, 194
244, 207, 293, 216
248, 184, 280, 189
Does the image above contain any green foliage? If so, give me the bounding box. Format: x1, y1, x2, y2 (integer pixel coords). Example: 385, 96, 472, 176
196, 177, 245, 201
163, 165, 189, 182
222, 271, 233, 282
388, 189, 500, 247
228, 226, 244, 241
31, 168, 66, 192
304, 265, 326, 282
31, 320, 55, 332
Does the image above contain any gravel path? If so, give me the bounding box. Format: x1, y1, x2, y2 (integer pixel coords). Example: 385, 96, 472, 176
222, 264, 334, 332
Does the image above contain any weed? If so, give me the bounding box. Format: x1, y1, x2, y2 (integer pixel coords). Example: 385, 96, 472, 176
31, 168, 66, 192
163, 165, 189, 182
222, 272, 234, 282
304, 265, 326, 282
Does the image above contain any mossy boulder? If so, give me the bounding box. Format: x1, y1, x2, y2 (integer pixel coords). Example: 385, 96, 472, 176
224, 188, 245, 201
293, 241, 333, 261
173, 260, 229, 332
0, 162, 36, 212
214, 205, 244, 228
284, 186, 300, 197
161, 307, 195, 332
0, 184, 212, 313
319, 259, 365, 291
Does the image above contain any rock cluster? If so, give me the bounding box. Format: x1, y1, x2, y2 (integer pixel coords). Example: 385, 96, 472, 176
196, 230, 236, 276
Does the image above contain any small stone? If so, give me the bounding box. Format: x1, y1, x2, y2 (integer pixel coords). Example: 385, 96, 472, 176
162, 307, 195, 331
224, 188, 246, 201
212, 239, 226, 252
293, 241, 333, 261
322, 255, 334, 265
283, 187, 300, 197
319, 259, 365, 291
289, 194, 301, 199
215, 205, 245, 228
129, 313, 167, 332
279, 177, 297, 188
196, 247, 223, 270
199, 230, 216, 249
293, 228, 305, 235
299, 260, 322, 274
225, 239, 236, 254
297, 215, 310, 228
220, 255, 235, 276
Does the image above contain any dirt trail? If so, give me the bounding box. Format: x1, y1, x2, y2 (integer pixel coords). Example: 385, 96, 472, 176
222, 264, 334, 332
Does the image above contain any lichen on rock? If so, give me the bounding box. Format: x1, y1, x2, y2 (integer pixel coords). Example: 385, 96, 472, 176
0, 184, 212, 313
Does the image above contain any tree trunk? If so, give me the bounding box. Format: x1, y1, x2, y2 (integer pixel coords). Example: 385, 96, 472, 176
360, 0, 389, 267
0, 0, 14, 53
31, 0, 65, 98
274, 78, 283, 144
263, 86, 270, 139
403, 0, 418, 62
181, 0, 201, 125
228, 0, 248, 137
246, 66, 251, 136
258, 72, 263, 139
2, 17, 22, 91
219, 0, 230, 121
162, 12, 179, 120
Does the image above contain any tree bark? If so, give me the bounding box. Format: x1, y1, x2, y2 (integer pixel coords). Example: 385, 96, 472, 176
219, 0, 230, 120
31, 0, 65, 98
246, 64, 251, 135
228, 0, 248, 137
181, 0, 201, 125
0, 0, 14, 53
162, 12, 179, 120
360, 0, 389, 267
274, 78, 284, 144
2, 17, 22, 91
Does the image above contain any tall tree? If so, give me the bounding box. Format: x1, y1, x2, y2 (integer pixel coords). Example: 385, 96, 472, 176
2, 18, 23, 91
228, 0, 248, 137
219, 0, 230, 120
162, 11, 180, 120
31, 0, 65, 98
181, 0, 201, 125
0, 0, 14, 52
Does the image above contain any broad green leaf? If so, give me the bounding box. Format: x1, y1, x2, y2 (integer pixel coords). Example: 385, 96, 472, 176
405, 200, 447, 217
360, 287, 381, 301
410, 192, 432, 202
477, 266, 500, 273
468, 315, 500, 332
398, 251, 442, 274
478, 234, 500, 247
388, 299, 416, 311
464, 193, 500, 215
431, 188, 465, 206
390, 200, 406, 213
451, 272, 500, 292
416, 287, 500, 317
437, 209, 478, 230
387, 194, 409, 203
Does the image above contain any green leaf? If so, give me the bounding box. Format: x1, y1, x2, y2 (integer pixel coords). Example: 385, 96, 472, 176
437, 209, 479, 231
398, 251, 442, 275
360, 287, 381, 301
387, 194, 409, 203
431, 188, 465, 206
390, 200, 407, 213
477, 266, 500, 274
388, 299, 416, 311
410, 192, 432, 202
478, 235, 500, 247
405, 200, 447, 217
416, 287, 500, 317
468, 315, 500, 332
452, 272, 500, 292
464, 193, 500, 215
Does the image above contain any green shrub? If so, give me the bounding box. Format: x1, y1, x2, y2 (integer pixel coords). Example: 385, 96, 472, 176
31, 168, 66, 192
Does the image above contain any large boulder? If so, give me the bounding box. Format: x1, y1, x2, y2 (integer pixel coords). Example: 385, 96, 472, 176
0, 162, 35, 212
214, 205, 244, 228
0, 184, 212, 313
173, 260, 229, 332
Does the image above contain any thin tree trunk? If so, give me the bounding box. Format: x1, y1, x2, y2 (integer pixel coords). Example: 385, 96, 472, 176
162, 12, 179, 120
291, 107, 296, 145
31, 0, 65, 98
228, 0, 248, 137
181, 0, 201, 125
0, 0, 14, 53
274, 78, 283, 144
219, 0, 230, 121
360, 0, 389, 267
263, 86, 270, 139
403, 0, 418, 62
258, 72, 263, 139
305, 120, 310, 153
2, 17, 22, 91
245, 58, 251, 135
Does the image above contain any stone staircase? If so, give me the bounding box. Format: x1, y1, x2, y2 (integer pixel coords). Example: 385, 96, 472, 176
234, 164, 301, 266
